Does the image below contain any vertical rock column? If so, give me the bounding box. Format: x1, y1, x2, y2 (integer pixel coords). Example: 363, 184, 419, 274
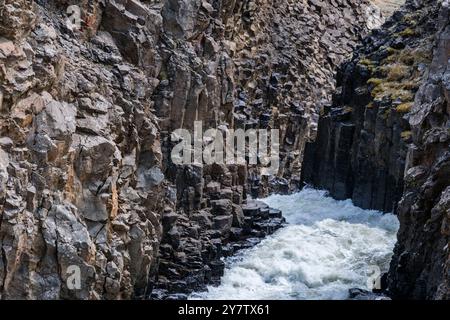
387, 0, 450, 299
302, 0, 438, 213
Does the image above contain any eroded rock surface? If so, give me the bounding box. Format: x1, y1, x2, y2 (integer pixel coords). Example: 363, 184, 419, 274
0, 0, 379, 300
386, 0, 450, 299
302, 0, 450, 299
302, 0, 437, 212
0, 0, 169, 299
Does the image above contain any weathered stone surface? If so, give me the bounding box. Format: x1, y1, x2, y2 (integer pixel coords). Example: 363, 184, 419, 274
0, 0, 169, 300
302, 0, 437, 212
302, 0, 450, 299
0, 0, 394, 300
386, 1, 450, 299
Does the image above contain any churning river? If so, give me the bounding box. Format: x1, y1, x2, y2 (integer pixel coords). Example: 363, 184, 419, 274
190, 188, 399, 300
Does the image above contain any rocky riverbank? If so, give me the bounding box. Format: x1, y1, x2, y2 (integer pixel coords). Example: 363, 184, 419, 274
152, 199, 285, 299
301, 0, 439, 212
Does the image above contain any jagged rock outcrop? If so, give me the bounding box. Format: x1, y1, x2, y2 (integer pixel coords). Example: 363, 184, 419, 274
0, 0, 394, 299
386, 0, 450, 300
4, 0, 447, 302
152, 0, 381, 297
302, 0, 450, 299
0, 0, 169, 299
302, 0, 437, 212
227, 0, 384, 197
0, 0, 383, 300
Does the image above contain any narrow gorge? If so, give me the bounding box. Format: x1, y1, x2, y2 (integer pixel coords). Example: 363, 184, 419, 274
0, 0, 448, 301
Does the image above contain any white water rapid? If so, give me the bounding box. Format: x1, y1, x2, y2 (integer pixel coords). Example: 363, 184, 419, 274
190, 188, 399, 300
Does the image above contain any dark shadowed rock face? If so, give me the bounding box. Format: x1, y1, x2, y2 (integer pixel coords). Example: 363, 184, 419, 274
302, 0, 438, 213
386, 1, 450, 300
302, 0, 450, 299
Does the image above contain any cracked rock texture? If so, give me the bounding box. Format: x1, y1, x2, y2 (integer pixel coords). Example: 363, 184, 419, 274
0, 0, 380, 299
302, 0, 437, 212
0, 0, 170, 299
386, 0, 450, 300
302, 0, 450, 299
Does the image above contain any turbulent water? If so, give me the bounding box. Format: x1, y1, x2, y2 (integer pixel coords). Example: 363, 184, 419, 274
190, 188, 399, 300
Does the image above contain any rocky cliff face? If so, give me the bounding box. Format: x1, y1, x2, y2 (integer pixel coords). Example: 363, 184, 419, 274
0, 0, 170, 300
386, 0, 450, 300
302, 0, 450, 299
5, 0, 446, 301
153, 0, 381, 298
0, 0, 379, 299
302, 0, 437, 212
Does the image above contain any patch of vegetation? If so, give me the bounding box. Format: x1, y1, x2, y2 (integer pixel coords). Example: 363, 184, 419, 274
383, 47, 431, 66
401, 130, 412, 140
392, 89, 415, 102
159, 68, 169, 81
386, 63, 410, 81
370, 80, 415, 102
359, 58, 377, 71
396, 102, 414, 113
402, 80, 421, 91
367, 45, 431, 106
386, 47, 398, 55
359, 58, 374, 66
367, 78, 383, 86
399, 28, 416, 37
402, 14, 418, 27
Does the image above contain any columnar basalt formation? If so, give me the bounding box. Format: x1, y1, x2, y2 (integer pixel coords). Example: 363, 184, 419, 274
0, 0, 379, 299
225, 0, 383, 197
302, 0, 450, 299
152, 0, 381, 297
302, 0, 437, 212
386, 1, 450, 299
5, 0, 448, 301
0, 0, 171, 299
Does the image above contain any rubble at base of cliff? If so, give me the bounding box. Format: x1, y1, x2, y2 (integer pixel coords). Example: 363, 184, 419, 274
151, 199, 285, 300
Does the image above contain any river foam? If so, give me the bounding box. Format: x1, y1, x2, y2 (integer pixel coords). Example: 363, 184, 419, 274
190, 188, 399, 300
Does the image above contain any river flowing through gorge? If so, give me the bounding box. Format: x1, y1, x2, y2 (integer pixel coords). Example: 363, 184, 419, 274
2, 0, 449, 301
190, 189, 399, 300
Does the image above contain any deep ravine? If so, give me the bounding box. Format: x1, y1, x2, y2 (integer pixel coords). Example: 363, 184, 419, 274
302, 0, 450, 299
0, 0, 448, 301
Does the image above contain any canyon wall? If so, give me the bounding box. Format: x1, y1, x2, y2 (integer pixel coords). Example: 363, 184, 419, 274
0, 0, 378, 299
386, 0, 450, 299
4, 0, 446, 301
302, 0, 450, 299
301, 0, 436, 212
0, 0, 170, 300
